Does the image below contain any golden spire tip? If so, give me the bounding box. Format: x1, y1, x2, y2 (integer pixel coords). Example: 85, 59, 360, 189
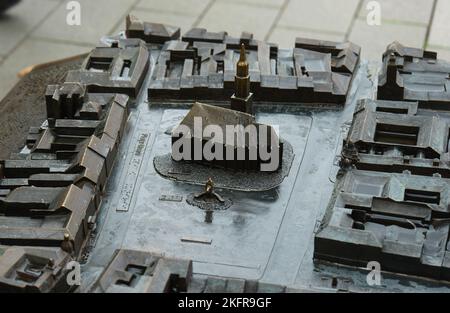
239, 43, 246, 62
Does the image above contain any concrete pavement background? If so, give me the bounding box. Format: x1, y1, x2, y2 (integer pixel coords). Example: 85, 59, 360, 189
0, 0, 448, 102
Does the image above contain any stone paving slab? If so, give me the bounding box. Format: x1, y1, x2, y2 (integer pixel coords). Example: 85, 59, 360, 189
0, 38, 89, 101
357, 0, 434, 25
349, 19, 427, 61
219, 0, 284, 9
268, 26, 345, 49
136, 0, 212, 16
196, 0, 279, 39
278, 0, 360, 35
231, 0, 285, 9
32, 0, 136, 45
111, 9, 197, 36
0, 0, 60, 56
428, 0, 450, 49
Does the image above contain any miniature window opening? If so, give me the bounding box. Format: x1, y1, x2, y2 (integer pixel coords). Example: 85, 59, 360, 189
358, 146, 369, 154
374, 123, 419, 146
25, 264, 44, 276
167, 274, 182, 293
331, 277, 338, 289
301, 65, 308, 76
125, 264, 146, 276
351, 209, 419, 230
115, 276, 137, 287
120, 60, 132, 78
165, 59, 171, 77
87, 57, 113, 72
216, 60, 224, 73
16, 262, 45, 282
60, 95, 80, 118
404, 189, 440, 205
376, 106, 409, 114
195, 56, 202, 75
374, 147, 385, 155
115, 264, 147, 287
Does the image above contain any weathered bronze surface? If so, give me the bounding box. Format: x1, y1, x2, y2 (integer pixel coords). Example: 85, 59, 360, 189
142, 14, 361, 105
171, 102, 283, 171
2, 16, 450, 293
315, 44, 450, 282
92, 249, 295, 293
378, 41, 450, 109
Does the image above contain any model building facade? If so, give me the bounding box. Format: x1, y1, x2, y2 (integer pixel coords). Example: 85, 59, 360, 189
1, 14, 450, 293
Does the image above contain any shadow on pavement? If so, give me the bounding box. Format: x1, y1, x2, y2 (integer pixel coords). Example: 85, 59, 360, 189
0, 0, 20, 15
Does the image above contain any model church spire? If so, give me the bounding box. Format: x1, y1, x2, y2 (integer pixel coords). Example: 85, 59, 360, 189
231, 44, 254, 114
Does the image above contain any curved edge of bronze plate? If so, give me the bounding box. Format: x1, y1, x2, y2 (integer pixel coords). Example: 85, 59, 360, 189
17, 52, 90, 78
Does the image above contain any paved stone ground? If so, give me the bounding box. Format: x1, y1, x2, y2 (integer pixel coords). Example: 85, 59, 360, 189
0, 0, 448, 101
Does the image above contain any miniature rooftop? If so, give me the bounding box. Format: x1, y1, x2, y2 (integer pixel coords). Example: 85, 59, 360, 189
1, 12, 450, 293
